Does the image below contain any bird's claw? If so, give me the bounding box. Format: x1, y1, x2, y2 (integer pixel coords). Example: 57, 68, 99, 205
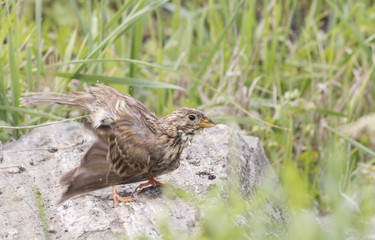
134, 174, 171, 192
109, 186, 133, 205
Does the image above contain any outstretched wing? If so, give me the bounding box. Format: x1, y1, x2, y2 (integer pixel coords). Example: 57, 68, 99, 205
58, 138, 111, 203
108, 116, 160, 177
58, 122, 159, 204
58, 129, 125, 204
21, 84, 160, 130
88, 84, 159, 128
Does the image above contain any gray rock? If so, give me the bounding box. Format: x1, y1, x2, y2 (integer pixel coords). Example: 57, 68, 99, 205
0, 122, 272, 239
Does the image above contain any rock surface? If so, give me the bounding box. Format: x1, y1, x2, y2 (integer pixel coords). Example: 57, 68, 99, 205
0, 122, 271, 239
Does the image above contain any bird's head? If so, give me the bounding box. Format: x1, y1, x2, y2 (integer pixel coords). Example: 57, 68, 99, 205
159, 107, 215, 138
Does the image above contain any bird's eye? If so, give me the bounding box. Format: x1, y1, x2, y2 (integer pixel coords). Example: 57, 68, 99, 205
188, 115, 195, 121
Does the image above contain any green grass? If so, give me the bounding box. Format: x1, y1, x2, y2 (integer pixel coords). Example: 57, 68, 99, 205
34, 187, 52, 240
1, 0, 375, 239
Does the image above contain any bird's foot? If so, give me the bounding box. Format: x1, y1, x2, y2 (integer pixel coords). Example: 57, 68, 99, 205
109, 186, 133, 205
135, 174, 170, 191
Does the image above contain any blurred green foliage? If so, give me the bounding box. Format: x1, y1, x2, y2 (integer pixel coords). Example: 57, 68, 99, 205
1, 0, 375, 239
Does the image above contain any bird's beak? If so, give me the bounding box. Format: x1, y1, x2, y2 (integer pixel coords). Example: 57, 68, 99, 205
199, 118, 215, 128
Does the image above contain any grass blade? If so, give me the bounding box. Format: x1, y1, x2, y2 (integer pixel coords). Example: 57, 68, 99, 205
129, 1, 145, 95
35, 0, 42, 91
74, 0, 168, 74
8, 26, 20, 126
34, 188, 51, 240
197, 2, 240, 79
0, 106, 64, 120
55, 72, 185, 90
26, 44, 33, 92
51, 59, 178, 72
315, 108, 347, 118
325, 125, 375, 158
69, 0, 86, 35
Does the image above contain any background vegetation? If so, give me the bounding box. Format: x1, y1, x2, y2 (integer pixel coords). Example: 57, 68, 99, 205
1, 0, 375, 239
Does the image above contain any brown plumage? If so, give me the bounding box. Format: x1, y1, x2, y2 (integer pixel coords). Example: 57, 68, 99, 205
21, 84, 215, 204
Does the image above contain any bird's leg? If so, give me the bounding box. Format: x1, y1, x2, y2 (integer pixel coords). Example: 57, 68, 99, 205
109, 186, 132, 205
135, 173, 165, 191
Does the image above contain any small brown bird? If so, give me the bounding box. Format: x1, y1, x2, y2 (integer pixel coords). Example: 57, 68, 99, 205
21, 84, 215, 204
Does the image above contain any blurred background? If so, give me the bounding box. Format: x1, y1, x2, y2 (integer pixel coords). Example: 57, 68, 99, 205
1, 0, 375, 239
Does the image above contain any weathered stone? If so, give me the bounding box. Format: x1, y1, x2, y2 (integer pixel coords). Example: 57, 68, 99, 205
0, 122, 272, 239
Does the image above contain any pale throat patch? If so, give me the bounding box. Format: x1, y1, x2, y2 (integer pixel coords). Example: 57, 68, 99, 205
179, 131, 194, 143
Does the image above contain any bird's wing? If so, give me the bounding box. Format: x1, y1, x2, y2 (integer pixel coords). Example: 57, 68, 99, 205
89, 84, 158, 128
58, 133, 122, 203
108, 116, 160, 177
58, 124, 154, 204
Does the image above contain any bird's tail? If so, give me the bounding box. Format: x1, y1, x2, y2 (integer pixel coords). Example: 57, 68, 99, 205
57, 139, 113, 204
57, 132, 144, 204
21, 92, 95, 110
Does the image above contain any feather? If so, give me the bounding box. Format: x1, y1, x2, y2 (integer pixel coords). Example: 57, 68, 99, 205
21, 84, 215, 203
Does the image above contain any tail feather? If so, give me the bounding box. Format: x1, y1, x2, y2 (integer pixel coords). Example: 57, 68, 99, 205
58, 166, 114, 204
20, 92, 95, 109
57, 137, 146, 204
58, 138, 112, 204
